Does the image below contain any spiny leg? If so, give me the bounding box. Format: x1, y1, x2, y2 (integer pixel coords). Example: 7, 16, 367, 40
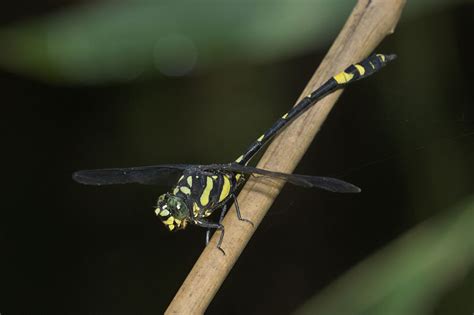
218, 204, 229, 224
206, 204, 229, 245
232, 193, 254, 227
196, 220, 226, 255
203, 195, 253, 249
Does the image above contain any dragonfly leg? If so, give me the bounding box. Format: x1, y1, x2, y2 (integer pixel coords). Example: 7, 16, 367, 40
195, 220, 226, 255
232, 193, 254, 227
205, 204, 228, 246
218, 204, 228, 224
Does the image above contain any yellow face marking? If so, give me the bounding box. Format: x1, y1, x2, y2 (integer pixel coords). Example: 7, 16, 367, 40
164, 216, 174, 225
333, 71, 354, 84
219, 176, 231, 202
173, 187, 180, 195
376, 53, 385, 62
186, 176, 193, 187
257, 134, 265, 142
200, 176, 214, 206
180, 186, 191, 195
163, 216, 176, 231
235, 155, 244, 163
174, 218, 182, 227
204, 210, 212, 217
193, 202, 200, 216
355, 64, 365, 76
159, 209, 170, 216
282, 113, 288, 119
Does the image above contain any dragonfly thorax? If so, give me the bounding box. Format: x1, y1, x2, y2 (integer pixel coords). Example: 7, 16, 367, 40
154, 193, 189, 231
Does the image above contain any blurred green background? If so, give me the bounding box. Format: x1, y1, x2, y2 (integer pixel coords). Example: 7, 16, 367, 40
0, 1, 473, 314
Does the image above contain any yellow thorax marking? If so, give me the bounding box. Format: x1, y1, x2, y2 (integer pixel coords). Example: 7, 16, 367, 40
219, 176, 231, 202
334, 71, 354, 84
193, 202, 200, 216
355, 64, 365, 76
173, 187, 180, 195
200, 176, 214, 206
235, 174, 242, 181
180, 186, 191, 195
186, 176, 192, 187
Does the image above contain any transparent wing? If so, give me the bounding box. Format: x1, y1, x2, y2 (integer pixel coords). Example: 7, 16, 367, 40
73, 162, 360, 193
205, 163, 361, 193
72, 164, 191, 186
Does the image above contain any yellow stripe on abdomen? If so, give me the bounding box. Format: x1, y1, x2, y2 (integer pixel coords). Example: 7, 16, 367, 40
355, 64, 365, 75
333, 71, 354, 84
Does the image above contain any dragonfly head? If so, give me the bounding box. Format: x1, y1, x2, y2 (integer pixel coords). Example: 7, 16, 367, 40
154, 193, 189, 231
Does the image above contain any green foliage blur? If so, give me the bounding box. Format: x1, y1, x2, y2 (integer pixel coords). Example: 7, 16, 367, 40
0, 1, 473, 314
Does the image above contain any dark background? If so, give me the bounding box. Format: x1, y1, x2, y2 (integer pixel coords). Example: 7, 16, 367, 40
1, 1, 473, 314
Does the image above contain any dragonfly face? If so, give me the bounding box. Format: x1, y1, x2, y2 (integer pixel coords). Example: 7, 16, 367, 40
155, 193, 189, 231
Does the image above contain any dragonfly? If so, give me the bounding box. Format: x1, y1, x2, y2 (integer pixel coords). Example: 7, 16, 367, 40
73, 53, 396, 254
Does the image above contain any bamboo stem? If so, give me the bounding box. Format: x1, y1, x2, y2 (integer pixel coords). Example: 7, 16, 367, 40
166, 0, 405, 313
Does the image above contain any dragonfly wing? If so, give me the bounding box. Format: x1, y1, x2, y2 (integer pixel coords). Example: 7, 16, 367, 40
72, 164, 191, 186
205, 163, 360, 193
